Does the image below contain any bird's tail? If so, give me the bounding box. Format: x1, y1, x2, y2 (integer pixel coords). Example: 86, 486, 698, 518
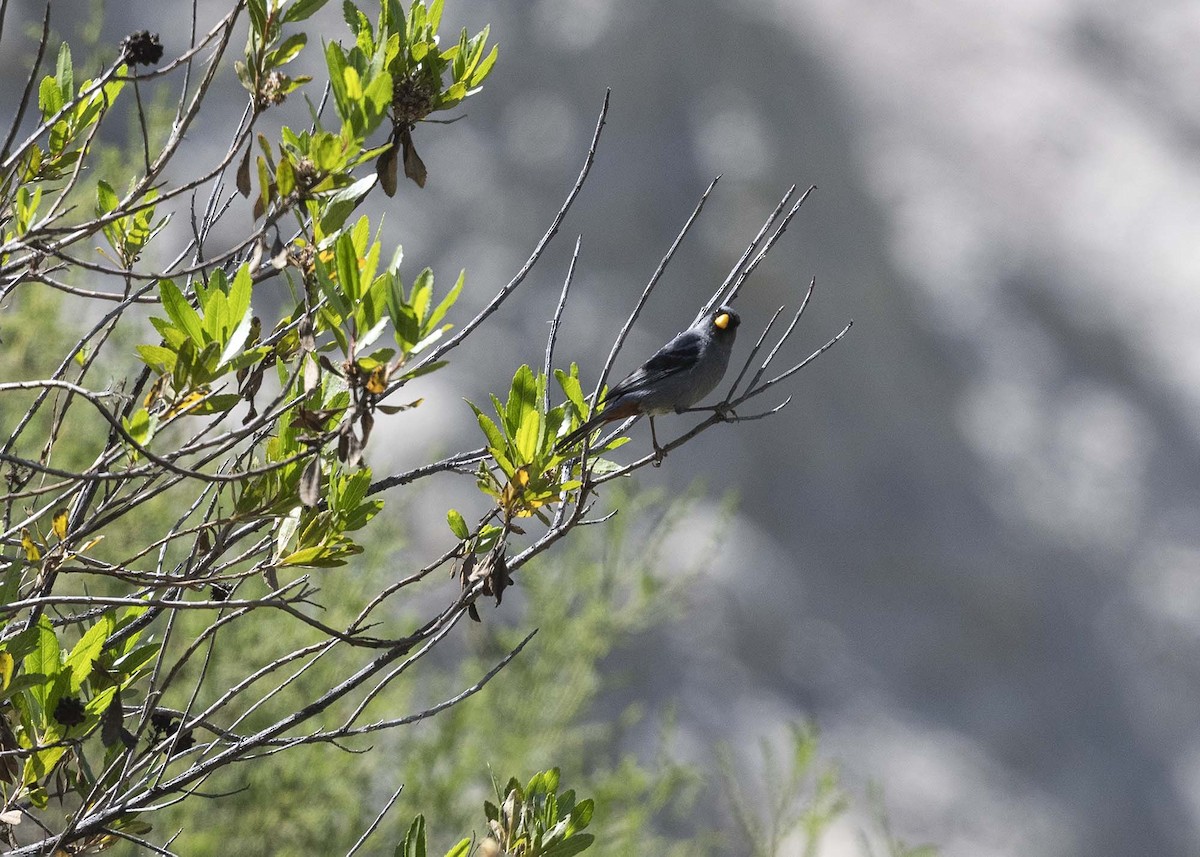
555, 413, 606, 453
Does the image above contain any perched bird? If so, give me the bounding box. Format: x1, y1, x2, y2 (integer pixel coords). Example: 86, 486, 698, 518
557, 305, 741, 454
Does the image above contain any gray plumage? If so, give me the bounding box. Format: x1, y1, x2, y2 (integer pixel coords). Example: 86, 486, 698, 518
557, 305, 741, 451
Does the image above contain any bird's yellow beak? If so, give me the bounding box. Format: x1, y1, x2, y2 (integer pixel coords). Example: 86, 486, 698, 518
714, 312, 731, 330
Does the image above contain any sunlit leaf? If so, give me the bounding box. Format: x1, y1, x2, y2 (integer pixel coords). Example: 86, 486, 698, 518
158, 279, 205, 345
366, 365, 388, 394
20, 530, 40, 562
51, 509, 68, 541
447, 509, 469, 540
25, 617, 60, 713
65, 614, 112, 693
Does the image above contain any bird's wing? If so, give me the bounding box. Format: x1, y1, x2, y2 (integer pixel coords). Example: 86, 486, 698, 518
605, 329, 703, 400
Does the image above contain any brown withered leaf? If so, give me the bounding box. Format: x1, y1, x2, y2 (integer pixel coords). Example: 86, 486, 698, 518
101, 689, 136, 749
377, 398, 423, 415
303, 354, 320, 393
0, 713, 19, 783
485, 548, 511, 607
299, 457, 321, 507
360, 411, 375, 447
291, 407, 344, 431
337, 427, 362, 466
318, 354, 341, 376
269, 234, 289, 270
455, 544, 512, 619
454, 552, 482, 622
377, 131, 399, 197
236, 147, 252, 197
400, 127, 427, 188
299, 316, 316, 353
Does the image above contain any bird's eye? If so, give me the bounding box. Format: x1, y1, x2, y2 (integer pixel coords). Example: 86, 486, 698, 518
714, 313, 731, 330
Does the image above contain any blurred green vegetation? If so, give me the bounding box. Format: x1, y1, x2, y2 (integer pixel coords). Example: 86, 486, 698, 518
139, 484, 724, 856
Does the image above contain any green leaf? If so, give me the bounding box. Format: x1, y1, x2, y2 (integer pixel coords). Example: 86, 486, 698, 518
400, 814, 427, 857
568, 797, 594, 831
55, 42, 73, 102
283, 0, 329, 22
336, 233, 362, 302
149, 316, 188, 349
342, 0, 361, 33
111, 641, 161, 678
539, 835, 595, 857
315, 255, 352, 318
427, 269, 463, 330
135, 344, 177, 374
277, 542, 361, 568
64, 614, 113, 693
447, 509, 469, 540
201, 286, 230, 344
24, 617, 60, 714
122, 408, 154, 447
555, 368, 587, 418
83, 684, 117, 718
336, 468, 372, 511
24, 746, 68, 793
341, 499, 382, 532
363, 70, 394, 130
442, 81, 466, 105
159, 279, 205, 345
255, 155, 272, 218
441, 839, 471, 857
219, 314, 255, 370
246, 0, 267, 36
410, 268, 433, 324
95, 180, 119, 215
319, 174, 376, 233
470, 44, 499, 87
0, 563, 21, 607
265, 33, 308, 70
311, 129, 343, 172
38, 76, 63, 119
228, 263, 253, 330
469, 403, 505, 453
222, 344, 268, 377
507, 365, 539, 456
188, 394, 242, 415
276, 154, 296, 199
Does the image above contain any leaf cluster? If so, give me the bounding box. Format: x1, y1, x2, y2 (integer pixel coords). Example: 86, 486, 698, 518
400, 768, 594, 857
0, 608, 158, 819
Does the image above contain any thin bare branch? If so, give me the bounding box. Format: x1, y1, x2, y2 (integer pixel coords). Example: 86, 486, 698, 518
392, 89, 611, 393
595, 175, 721, 404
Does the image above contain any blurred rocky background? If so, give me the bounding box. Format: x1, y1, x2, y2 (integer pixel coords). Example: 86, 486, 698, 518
7, 0, 1199, 854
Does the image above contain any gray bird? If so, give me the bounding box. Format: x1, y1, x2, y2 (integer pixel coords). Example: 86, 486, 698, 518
557, 305, 741, 453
